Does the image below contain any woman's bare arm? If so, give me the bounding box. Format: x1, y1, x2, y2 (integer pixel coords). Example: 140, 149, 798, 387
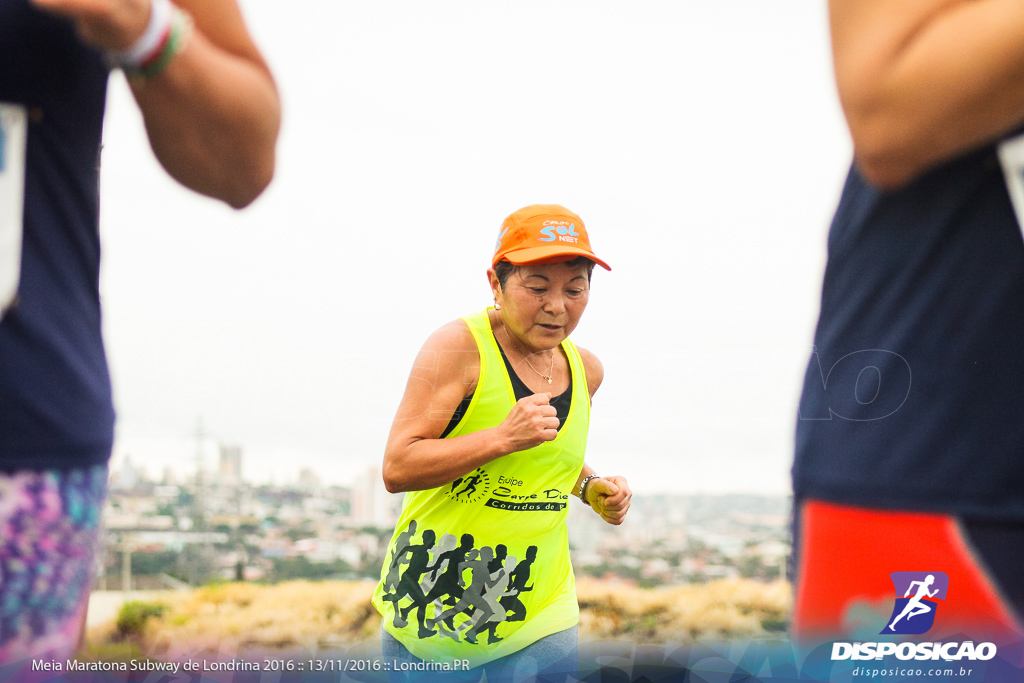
832, 0, 1024, 188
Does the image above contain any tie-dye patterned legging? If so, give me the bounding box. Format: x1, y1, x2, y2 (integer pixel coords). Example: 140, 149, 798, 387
0, 466, 107, 664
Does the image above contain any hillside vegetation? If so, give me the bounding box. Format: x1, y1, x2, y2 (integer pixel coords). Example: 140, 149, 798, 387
86, 578, 790, 659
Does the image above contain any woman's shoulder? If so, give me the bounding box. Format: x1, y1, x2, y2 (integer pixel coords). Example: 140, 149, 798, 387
424, 317, 478, 353
424, 309, 498, 352
414, 318, 482, 385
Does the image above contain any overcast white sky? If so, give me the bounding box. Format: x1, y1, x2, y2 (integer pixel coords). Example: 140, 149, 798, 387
98, 0, 852, 495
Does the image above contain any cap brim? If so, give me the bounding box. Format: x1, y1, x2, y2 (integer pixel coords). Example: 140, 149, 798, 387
500, 245, 611, 271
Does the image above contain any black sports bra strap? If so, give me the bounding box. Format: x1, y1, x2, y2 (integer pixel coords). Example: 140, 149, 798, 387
440, 340, 572, 439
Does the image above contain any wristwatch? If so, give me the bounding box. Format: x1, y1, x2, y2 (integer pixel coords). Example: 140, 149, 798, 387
578, 474, 601, 506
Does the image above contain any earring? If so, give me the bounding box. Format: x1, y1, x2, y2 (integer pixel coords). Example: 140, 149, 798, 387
494, 300, 501, 310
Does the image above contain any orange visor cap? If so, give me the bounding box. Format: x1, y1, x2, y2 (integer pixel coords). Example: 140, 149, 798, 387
492, 204, 611, 271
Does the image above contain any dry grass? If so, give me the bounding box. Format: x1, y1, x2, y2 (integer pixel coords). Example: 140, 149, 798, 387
576, 578, 790, 643
87, 578, 790, 656
88, 581, 382, 659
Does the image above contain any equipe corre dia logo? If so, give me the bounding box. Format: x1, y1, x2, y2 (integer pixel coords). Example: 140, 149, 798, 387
830, 571, 997, 663
538, 220, 579, 244
446, 469, 569, 512
485, 474, 569, 512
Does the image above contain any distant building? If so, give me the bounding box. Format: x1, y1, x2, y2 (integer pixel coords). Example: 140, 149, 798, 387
112, 455, 145, 490
160, 466, 178, 485
352, 465, 401, 528
219, 444, 243, 484
297, 467, 321, 492
567, 503, 605, 554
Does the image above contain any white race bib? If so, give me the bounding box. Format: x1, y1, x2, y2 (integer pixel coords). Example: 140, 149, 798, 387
997, 131, 1024, 236
0, 102, 27, 320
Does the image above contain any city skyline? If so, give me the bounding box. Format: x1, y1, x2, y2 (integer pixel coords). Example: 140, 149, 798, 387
108, 421, 803, 494
101, 446, 791, 592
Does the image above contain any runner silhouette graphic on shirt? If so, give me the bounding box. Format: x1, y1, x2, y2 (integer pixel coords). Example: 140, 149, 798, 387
480, 545, 539, 642
889, 574, 939, 631
420, 533, 475, 633
383, 529, 436, 639
383, 520, 417, 592
420, 532, 455, 594
501, 545, 537, 623
482, 544, 512, 621
478, 544, 515, 644
432, 545, 507, 644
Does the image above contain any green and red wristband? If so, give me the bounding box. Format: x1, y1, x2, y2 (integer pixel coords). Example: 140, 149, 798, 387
107, 0, 193, 79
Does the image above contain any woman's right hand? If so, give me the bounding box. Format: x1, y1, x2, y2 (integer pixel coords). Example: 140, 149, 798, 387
496, 393, 559, 452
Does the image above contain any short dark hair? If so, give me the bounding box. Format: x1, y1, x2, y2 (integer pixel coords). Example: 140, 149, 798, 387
493, 257, 596, 291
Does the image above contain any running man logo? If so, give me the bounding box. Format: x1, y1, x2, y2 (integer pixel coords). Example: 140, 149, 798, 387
882, 571, 949, 635
444, 468, 491, 504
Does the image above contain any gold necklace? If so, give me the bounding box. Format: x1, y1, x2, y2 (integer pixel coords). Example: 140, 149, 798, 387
502, 322, 555, 384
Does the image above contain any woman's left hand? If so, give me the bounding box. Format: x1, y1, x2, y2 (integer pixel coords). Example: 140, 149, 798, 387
585, 475, 631, 525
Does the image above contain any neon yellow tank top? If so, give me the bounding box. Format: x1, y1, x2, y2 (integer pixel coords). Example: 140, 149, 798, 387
372, 309, 590, 667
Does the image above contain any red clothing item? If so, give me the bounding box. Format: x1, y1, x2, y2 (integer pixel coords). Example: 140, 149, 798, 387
794, 500, 1022, 644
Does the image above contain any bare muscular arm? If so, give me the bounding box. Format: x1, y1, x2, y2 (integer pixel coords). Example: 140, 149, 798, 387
832, 0, 1024, 188
31, 0, 280, 207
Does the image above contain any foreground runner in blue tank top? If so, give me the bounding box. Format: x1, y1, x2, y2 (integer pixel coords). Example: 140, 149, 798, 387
0, 0, 279, 663
794, 0, 1024, 642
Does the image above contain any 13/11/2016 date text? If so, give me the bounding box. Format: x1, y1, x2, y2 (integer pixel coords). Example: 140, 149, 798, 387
301, 659, 472, 672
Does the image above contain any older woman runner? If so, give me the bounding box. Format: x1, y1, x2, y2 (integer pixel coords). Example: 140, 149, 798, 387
373, 204, 631, 682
